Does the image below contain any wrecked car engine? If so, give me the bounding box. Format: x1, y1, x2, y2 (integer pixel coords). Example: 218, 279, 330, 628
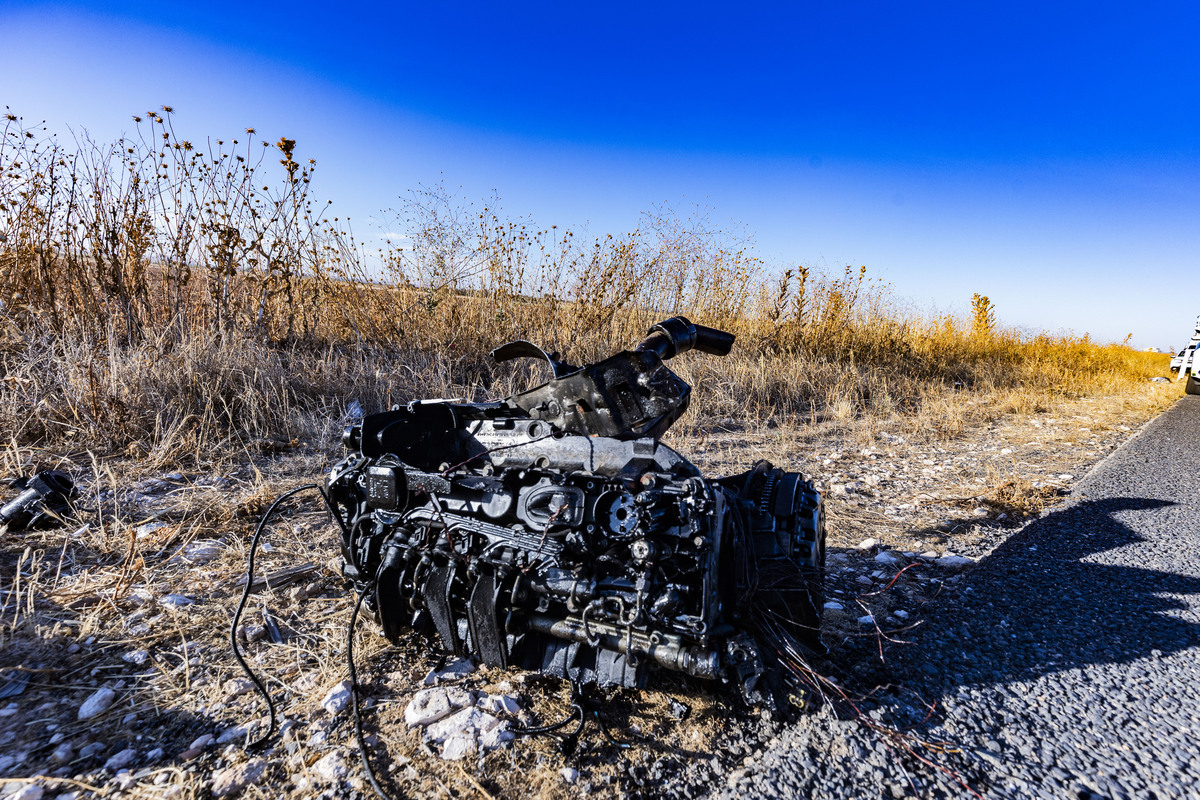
326, 317, 826, 700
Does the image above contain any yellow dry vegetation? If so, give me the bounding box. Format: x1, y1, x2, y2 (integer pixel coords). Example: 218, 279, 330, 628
0, 109, 1172, 464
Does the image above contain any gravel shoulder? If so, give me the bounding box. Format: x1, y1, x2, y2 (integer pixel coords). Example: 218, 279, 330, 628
722, 395, 1200, 800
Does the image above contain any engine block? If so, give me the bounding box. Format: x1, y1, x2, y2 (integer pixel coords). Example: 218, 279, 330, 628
326, 318, 826, 698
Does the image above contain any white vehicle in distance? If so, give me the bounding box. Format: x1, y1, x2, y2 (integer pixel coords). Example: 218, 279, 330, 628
1170, 347, 1191, 374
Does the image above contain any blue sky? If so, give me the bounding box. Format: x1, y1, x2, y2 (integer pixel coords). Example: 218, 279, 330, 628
3, 1, 1198, 349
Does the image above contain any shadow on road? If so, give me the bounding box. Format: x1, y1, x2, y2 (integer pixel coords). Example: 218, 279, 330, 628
892, 495, 1200, 696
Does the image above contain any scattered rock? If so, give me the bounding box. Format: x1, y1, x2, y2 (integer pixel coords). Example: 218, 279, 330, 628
49, 743, 73, 764
423, 705, 508, 757
313, 750, 350, 783
857, 614, 876, 626
160, 594, 195, 609
856, 538, 879, 551
478, 693, 520, 716
423, 658, 475, 685
104, 748, 137, 771
440, 734, 475, 761
182, 541, 223, 564
824, 601, 845, 611
241, 624, 267, 643
425, 707, 498, 743
78, 742, 107, 759
405, 688, 454, 727
135, 522, 170, 538
668, 698, 691, 720
78, 687, 116, 720
561, 767, 580, 784
216, 721, 264, 745
9, 785, 43, 800
122, 649, 149, 665
211, 759, 268, 798
479, 724, 515, 750
223, 678, 254, 700
936, 555, 976, 570
189, 734, 215, 751
873, 551, 899, 564
321, 680, 353, 716
127, 588, 154, 607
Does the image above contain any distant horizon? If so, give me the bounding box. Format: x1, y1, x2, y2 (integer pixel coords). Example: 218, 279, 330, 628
3, 1, 1198, 350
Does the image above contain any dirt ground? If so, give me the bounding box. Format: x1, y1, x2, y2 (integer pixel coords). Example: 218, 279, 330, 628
0, 381, 1179, 800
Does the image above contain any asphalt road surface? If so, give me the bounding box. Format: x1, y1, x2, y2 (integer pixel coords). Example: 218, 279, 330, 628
719, 395, 1200, 800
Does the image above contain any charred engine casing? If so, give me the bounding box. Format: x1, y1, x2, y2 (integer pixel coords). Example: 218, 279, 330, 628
327, 317, 825, 697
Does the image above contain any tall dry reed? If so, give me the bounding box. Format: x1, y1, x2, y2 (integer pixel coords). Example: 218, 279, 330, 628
0, 108, 1170, 463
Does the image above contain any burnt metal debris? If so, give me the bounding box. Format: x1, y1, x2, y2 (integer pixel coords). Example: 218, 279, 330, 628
326, 317, 827, 704
0, 470, 74, 532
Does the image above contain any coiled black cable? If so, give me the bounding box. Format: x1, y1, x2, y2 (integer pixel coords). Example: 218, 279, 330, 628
230, 482, 401, 799
229, 483, 325, 748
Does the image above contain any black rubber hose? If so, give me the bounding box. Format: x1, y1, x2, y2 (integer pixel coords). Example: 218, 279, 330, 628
637, 316, 735, 360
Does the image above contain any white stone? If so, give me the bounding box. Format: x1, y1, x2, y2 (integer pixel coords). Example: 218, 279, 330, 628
561, 767, 580, 784
856, 538, 879, 550
425, 707, 500, 744
479, 724, 515, 750
78, 687, 116, 720
857, 614, 875, 626
223, 678, 254, 700
49, 743, 73, 764
894, 610, 910, 620
9, 785, 43, 800
873, 551, 898, 564
313, 750, 350, 782
936, 555, 976, 570
405, 688, 453, 727
145, 747, 164, 762
127, 588, 154, 607
122, 649, 149, 665
823, 601, 844, 611
321, 680, 353, 716
189, 734, 215, 751
479, 694, 520, 715
440, 733, 475, 761
444, 685, 476, 710
135, 522, 169, 538
425, 658, 475, 685
104, 748, 137, 771
182, 541, 223, 564
160, 594, 194, 609
216, 722, 262, 745
211, 759, 267, 798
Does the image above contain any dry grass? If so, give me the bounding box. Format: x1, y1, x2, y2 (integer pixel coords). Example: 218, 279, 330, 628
0, 108, 1174, 467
